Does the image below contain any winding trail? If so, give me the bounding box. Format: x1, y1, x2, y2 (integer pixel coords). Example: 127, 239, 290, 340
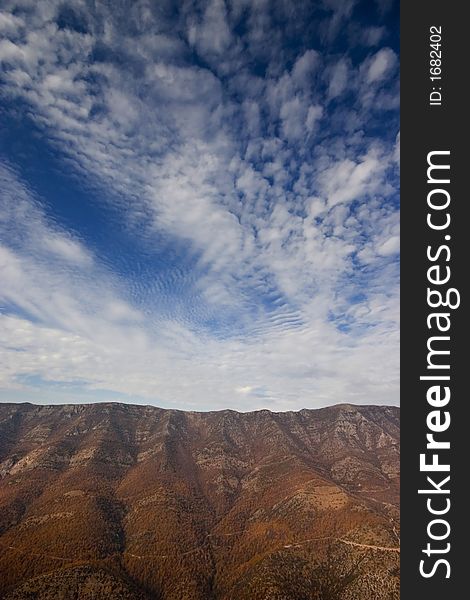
337, 538, 400, 553
0, 529, 400, 564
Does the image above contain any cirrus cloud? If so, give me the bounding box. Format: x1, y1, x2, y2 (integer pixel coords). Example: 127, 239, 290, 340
0, 0, 399, 411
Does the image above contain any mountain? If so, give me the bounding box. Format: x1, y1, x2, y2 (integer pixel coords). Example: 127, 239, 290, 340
0, 402, 399, 599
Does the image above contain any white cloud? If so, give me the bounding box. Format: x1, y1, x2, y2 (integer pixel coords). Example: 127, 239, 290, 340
362, 26, 385, 46
292, 49, 319, 88
42, 235, 93, 267
327, 58, 349, 99
188, 0, 233, 57
376, 235, 399, 256
0, 0, 400, 410
306, 105, 323, 132
367, 47, 397, 83
320, 148, 387, 208
0, 11, 23, 35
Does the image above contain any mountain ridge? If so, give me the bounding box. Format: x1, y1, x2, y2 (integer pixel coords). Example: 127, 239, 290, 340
0, 399, 398, 414
0, 401, 399, 599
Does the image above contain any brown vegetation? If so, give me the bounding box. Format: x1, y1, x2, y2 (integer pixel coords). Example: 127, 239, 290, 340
0, 402, 399, 599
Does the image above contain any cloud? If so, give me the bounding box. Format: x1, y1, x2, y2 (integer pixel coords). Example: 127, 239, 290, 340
0, 11, 22, 35
376, 235, 399, 256
187, 0, 233, 57
362, 26, 385, 46
366, 47, 397, 83
0, 0, 399, 411
291, 49, 319, 87
320, 148, 389, 209
42, 235, 93, 266
327, 58, 349, 99
321, 0, 357, 42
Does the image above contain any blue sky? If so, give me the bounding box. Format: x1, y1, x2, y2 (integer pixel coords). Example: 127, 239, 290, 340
0, 0, 399, 411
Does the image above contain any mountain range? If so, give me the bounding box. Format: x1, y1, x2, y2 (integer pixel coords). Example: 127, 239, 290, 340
0, 402, 399, 599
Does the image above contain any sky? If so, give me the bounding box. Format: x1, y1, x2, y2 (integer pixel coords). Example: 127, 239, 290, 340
0, 0, 399, 412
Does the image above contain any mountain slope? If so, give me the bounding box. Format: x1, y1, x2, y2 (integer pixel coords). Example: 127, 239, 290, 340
0, 402, 399, 599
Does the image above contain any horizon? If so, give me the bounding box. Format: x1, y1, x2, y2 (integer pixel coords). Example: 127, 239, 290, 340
0, 0, 399, 411
0, 399, 400, 414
